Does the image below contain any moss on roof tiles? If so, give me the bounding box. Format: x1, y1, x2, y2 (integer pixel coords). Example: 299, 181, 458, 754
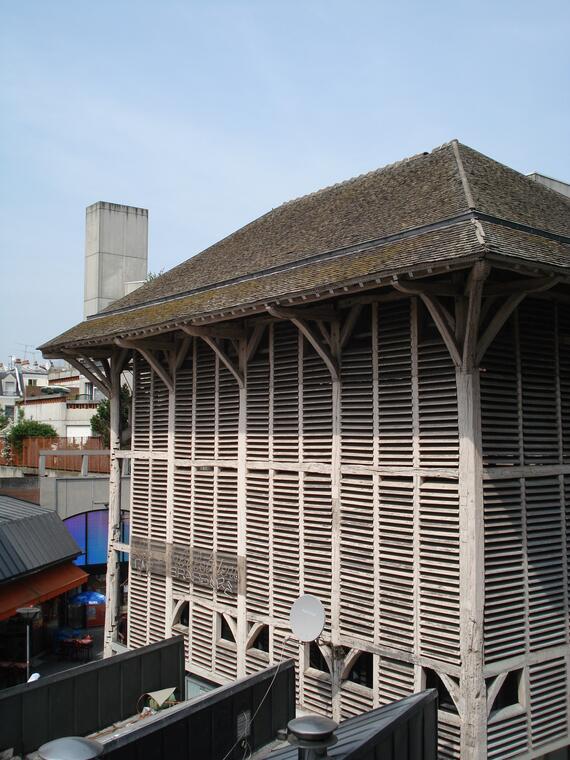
97, 142, 467, 314
41, 221, 482, 351
40, 140, 570, 354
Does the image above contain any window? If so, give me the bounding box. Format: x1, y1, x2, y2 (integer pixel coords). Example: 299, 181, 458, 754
309, 642, 330, 675
218, 614, 236, 643
250, 625, 269, 653
424, 668, 458, 714
27, 379, 37, 386
85, 382, 94, 400
4, 406, 14, 420
345, 652, 373, 688
172, 601, 189, 630
487, 670, 523, 715
4, 381, 16, 395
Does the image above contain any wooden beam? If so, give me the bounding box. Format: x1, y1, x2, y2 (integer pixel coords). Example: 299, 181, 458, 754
77, 354, 113, 392
462, 262, 490, 370
174, 336, 192, 371
182, 323, 245, 340
484, 276, 560, 297
116, 339, 174, 391
340, 304, 363, 349
486, 672, 508, 717
246, 323, 266, 363
316, 320, 332, 347
201, 336, 244, 388
476, 276, 561, 365
114, 348, 131, 376
267, 305, 340, 381
62, 354, 111, 397
266, 304, 338, 322
393, 281, 462, 367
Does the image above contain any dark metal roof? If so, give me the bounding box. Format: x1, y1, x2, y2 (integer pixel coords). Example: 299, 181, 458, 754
39, 140, 570, 354
0, 495, 81, 583
269, 690, 438, 760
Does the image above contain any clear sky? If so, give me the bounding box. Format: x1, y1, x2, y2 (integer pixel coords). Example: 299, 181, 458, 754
1, 0, 569, 364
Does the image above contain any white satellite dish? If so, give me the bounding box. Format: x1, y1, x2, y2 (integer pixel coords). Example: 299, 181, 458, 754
289, 594, 325, 642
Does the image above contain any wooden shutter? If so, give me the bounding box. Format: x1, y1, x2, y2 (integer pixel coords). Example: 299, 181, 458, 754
341, 305, 374, 466
272, 323, 300, 461
419, 479, 460, 664
378, 477, 414, 653
529, 658, 568, 749
483, 478, 526, 662
378, 300, 413, 467
246, 470, 270, 615
480, 318, 520, 466
247, 330, 270, 459
339, 473, 374, 641
272, 470, 301, 621
174, 352, 193, 459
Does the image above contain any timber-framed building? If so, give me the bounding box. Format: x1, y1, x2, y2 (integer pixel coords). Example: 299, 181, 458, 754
40, 141, 570, 759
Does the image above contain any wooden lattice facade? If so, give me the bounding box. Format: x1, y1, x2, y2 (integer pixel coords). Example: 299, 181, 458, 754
40, 142, 570, 759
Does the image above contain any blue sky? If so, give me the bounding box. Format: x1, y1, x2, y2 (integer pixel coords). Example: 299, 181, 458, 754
1, 0, 569, 364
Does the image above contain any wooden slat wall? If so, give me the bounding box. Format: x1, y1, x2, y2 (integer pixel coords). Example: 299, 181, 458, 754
126, 301, 462, 758
481, 300, 570, 758
125, 296, 570, 759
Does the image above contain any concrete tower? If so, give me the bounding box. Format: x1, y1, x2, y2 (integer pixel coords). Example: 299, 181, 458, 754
83, 202, 148, 318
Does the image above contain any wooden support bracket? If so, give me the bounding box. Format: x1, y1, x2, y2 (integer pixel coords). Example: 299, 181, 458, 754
115, 339, 174, 391
267, 305, 340, 381
62, 353, 111, 397
462, 262, 490, 370
174, 336, 192, 372
486, 672, 508, 718
476, 276, 561, 365
182, 323, 246, 340
340, 304, 363, 349
185, 329, 244, 388
393, 280, 462, 367
246, 323, 266, 363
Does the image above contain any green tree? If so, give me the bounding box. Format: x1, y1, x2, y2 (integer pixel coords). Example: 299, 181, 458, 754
90, 384, 131, 447
6, 417, 57, 456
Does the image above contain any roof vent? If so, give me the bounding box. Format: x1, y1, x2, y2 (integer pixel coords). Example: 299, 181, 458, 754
287, 715, 338, 759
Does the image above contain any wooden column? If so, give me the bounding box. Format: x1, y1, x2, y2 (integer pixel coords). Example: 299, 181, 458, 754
237, 338, 248, 677
457, 366, 486, 759
103, 355, 122, 658
330, 319, 342, 722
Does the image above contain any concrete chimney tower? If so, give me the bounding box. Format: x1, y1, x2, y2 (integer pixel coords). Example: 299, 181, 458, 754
84, 202, 148, 318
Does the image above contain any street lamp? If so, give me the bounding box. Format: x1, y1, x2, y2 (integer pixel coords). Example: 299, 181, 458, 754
17, 606, 41, 682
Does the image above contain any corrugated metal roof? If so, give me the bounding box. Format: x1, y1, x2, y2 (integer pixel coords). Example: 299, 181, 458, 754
269, 690, 437, 759
0, 495, 81, 583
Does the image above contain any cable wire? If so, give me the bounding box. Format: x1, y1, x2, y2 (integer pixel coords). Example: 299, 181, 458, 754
219, 635, 290, 760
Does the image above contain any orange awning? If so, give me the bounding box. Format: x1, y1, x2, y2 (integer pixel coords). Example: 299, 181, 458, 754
0, 563, 89, 622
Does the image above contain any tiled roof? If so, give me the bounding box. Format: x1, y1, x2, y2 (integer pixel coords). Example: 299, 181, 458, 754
40, 140, 570, 353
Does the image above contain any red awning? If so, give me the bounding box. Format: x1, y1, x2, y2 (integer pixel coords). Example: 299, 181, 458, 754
0, 563, 89, 621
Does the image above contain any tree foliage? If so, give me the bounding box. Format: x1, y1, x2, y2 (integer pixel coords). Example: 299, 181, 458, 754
6, 418, 57, 454
90, 384, 131, 447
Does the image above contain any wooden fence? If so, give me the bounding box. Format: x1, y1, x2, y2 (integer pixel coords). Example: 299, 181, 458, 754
0, 436, 110, 474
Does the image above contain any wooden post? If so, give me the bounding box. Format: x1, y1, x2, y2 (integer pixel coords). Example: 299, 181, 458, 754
457, 366, 486, 758
330, 319, 342, 722
103, 354, 122, 657
237, 338, 248, 676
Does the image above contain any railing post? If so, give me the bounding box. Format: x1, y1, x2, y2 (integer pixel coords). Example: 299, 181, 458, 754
81, 453, 89, 477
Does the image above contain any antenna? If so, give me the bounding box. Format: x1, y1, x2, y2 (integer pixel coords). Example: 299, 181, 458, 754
289, 594, 325, 642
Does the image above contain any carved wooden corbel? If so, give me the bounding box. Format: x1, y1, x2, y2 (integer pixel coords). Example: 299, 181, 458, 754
62, 353, 111, 397
267, 305, 340, 381
115, 339, 174, 391
393, 279, 462, 367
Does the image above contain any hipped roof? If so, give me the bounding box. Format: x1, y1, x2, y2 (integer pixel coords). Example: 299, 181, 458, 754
40, 140, 570, 355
